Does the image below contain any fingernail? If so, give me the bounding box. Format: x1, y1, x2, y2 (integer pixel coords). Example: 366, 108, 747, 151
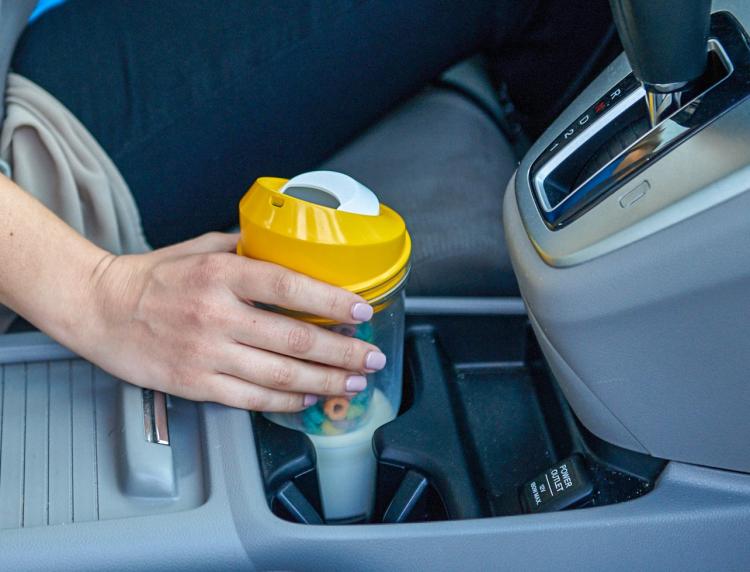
345, 375, 367, 392
303, 394, 318, 407
365, 351, 387, 371
351, 302, 374, 322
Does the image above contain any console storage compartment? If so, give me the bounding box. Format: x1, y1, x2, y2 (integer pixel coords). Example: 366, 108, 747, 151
253, 307, 665, 525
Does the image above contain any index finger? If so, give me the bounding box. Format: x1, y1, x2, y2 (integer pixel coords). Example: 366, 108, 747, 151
228, 257, 374, 324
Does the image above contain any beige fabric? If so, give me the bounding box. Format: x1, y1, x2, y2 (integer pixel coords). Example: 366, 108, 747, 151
1, 72, 150, 331
0, 0, 38, 124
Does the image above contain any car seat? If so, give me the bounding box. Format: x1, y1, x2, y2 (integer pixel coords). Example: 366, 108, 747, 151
322, 58, 520, 296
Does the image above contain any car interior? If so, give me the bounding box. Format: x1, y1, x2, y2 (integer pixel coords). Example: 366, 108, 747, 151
1, 1, 749, 570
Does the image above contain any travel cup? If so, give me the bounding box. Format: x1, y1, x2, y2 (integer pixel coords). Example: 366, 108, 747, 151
237, 171, 411, 521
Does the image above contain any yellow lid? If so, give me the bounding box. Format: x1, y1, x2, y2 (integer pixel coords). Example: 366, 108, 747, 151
237, 175, 411, 301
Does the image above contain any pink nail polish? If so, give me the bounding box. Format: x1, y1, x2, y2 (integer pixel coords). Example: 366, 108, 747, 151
365, 351, 387, 371
303, 394, 318, 407
351, 302, 374, 322
345, 375, 367, 392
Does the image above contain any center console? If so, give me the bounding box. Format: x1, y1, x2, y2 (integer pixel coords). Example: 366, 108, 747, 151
2, 299, 750, 571
508, 3, 750, 473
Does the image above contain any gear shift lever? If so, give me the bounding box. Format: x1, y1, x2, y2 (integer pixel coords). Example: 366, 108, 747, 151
609, 0, 711, 126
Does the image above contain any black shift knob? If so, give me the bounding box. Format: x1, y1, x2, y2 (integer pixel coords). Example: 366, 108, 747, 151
610, 0, 711, 91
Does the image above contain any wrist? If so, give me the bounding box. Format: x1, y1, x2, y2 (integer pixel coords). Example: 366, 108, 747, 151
38, 246, 114, 349
44, 249, 145, 359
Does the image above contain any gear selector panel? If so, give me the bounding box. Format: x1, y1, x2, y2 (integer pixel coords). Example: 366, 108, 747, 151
533, 74, 641, 189
530, 12, 747, 229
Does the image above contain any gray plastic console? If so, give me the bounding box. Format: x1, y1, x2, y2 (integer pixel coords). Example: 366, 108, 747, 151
0, 334, 205, 529
1, 323, 750, 571
506, 0, 750, 473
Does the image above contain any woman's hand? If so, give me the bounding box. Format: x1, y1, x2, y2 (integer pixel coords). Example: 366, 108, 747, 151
77, 232, 385, 412
0, 177, 372, 411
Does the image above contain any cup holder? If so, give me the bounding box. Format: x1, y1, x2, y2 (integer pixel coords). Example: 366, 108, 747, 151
251, 313, 665, 525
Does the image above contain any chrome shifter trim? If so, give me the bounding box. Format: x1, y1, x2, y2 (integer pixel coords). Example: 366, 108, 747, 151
531, 36, 735, 229
644, 80, 692, 125
532, 88, 645, 214
516, 10, 750, 266
644, 89, 682, 126
647, 80, 692, 93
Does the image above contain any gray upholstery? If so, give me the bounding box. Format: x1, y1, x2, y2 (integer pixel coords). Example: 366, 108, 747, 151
0, 0, 36, 126
322, 87, 518, 296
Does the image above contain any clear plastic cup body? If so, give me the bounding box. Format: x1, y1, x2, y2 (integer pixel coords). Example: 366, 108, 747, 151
264, 278, 406, 520
265, 284, 405, 436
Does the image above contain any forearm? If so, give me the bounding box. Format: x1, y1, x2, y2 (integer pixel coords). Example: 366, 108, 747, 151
0, 174, 110, 342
